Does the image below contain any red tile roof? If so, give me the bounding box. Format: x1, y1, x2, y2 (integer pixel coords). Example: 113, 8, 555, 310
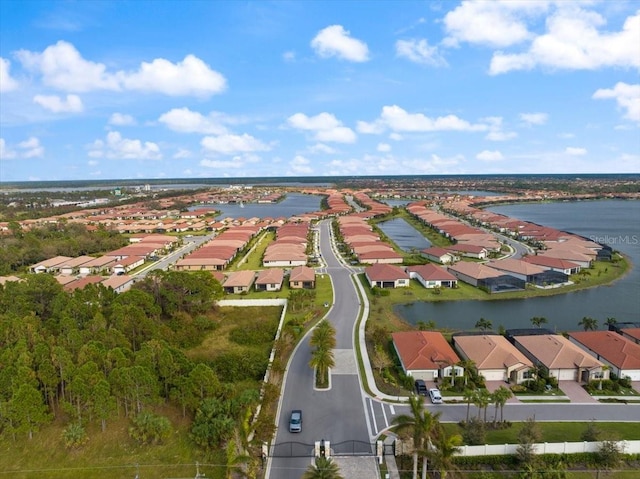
392, 331, 460, 371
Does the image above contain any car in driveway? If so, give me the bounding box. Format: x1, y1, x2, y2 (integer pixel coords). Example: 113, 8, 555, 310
428, 388, 443, 404
414, 379, 428, 396
289, 409, 302, 433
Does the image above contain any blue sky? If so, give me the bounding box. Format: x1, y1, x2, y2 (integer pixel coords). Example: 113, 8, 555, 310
0, 0, 639, 181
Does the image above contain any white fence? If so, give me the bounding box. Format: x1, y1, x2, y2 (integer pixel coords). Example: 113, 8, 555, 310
456, 440, 640, 457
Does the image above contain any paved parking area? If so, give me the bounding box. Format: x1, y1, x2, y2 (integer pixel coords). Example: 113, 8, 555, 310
331, 456, 380, 479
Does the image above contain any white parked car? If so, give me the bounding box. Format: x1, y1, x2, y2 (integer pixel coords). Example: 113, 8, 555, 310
428, 388, 443, 404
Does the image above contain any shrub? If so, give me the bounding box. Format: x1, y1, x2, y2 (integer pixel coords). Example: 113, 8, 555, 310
462, 417, 486, 445
62, 422, 88, 449
129, 411, 172, 445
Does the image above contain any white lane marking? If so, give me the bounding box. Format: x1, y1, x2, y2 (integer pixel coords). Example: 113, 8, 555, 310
381, 402, 389, 429
368, 397, 378, 434
390, 404, 395, 415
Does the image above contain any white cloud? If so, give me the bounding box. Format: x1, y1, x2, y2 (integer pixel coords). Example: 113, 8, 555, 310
283, 51, 295, 62
16, 40, 226, 96
311, 25, 369, 62
565, 147, 587, 156
88, 159, 99, 166
0, 57, 19, 92
395, 39, 447, 67
372, 105, 488, 132
88, 131, 161, 160
593, 82, 640, 122
483, 116, 517, 141
476, 149, 504, 162
173, 148, 192, 159
443, 1, 548, 48
33, 94, 83, 113
159, 107, 228, 134
520, 112, 548, 125
308, 143, 336, 155
490, 9, 640, 74
109, 112, 136, 126
289, 155, 314, 174
201, 133, 270, 154
121, 54, 226, 97
0, 138, 16, 159
18, 137, 45, 158
357, 120, 385, 135
377, 143, 391, 152
389, 133, 403, 141
288, 112, 356, 143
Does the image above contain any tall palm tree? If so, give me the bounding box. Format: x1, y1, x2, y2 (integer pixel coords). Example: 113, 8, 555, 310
309, 346, 335, 387
392, 395, 441, 479
457, 359, 476, 387
491, 386, 513, 424
429, 426, 462, 479
605, 317, 617, 329
475, 389, 491, 423
578, 316, 598, 331
310, 320, 336, 350
463, 389, 477, 423
302, 456, 344, 479
475, 317, 493, 331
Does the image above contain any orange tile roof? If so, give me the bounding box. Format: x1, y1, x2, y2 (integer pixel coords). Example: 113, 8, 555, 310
392, 331, 460, 371
568, 331, 640, 369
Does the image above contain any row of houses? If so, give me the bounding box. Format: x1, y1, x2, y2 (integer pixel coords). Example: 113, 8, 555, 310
338, 215, 404, 265
393, 328, 640, 385
263, 223, 309, 267
220, 266, 316, 294
0, 273, 136, 294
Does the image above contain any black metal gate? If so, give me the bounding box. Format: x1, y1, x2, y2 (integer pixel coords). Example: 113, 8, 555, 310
267, 441, 315, 457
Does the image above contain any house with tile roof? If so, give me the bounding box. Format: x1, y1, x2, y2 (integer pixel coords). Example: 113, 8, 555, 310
620, 328, 640, 345
568, 331, 640, 381
486, 258, 569, 286
222, 270, 256, 294
421, 246, 456, 264
511, 333, 607, 382
522, 255, 581, 275
453, 334, 534, 384
255, 268, 285, 292
30, 256, 73, 274
406, 264, 457, 289
392, 331, 462, 381
289, 265, 316, 289
448, 261, 525, 293
365, 264, 410, 289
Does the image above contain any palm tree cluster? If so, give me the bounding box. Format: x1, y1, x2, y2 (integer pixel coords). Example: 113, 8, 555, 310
309, 320, 336, 388
393, 395, 462, 479
463, 386, 513, 426
302, 456, 344, 479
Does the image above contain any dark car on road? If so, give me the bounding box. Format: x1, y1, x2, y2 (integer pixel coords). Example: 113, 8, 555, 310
289, 409, 302, 433
414, 379, 428, 396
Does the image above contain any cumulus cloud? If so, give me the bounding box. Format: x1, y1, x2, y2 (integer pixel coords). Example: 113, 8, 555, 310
33, 94, 83, 113
88, 131, 161, 160
109, 112, 136, 126
288, 112, 356, 143
311, 25, 369, 62
201, 134, 270, 154
565, 147, 587, 155
16, 40, 226, 96
289, 155, 314, 174
377, 143, 391, 152
520, 112, 548, 125
2, 137, 45, 159
308, 143, 336, 154
395, 39, 447, 67
483, 116, 517, 141
0, 57, 19, 92
443, 0, 548, 48
0, 139, 16, 159
593, 82, 640, 122
159, 107, 229, 134
476, 149, 504, 162
490, 9, 640, 74
362, 105, 488, 133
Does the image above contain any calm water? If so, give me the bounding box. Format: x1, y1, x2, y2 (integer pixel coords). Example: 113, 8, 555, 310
377, 218, 431, 252
395, 200, 640, 332
203, 193, 323, 219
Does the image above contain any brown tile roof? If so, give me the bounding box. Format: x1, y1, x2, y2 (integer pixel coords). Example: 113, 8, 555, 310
568, 331, 640, 370
406, 264, 457, 282
223, 270, 256, 287
454, 335, 533, 370
514, 334, 604, 370
392, 331, 460, 370
447, 262, 504, 280
522, 256, 581, 270
486, 259, 547, 276
365, 264, 409, 281
255, 268, 284, 285
289, 266, 315, 282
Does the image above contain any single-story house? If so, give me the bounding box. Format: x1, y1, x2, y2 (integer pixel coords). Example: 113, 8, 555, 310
79, 255, 117, 275
447, 262, 525, 293
392, 331, 463, 381
222, 270, 256, 294
289, 265, 316, 289
0, 275, 22, 285
620, 328, 640, 345
421, 247, 456, 264
511, 334, 607, 382
407, 264, 458, 288
63, 276, 104, 292
30, 256, 73, 274
102, 274, 135, 294
568, 331, 640, 381
255, 268, 284, 292
445, 244, 488, 259
486, 259, 569, 286
59, 255, 96, 276
112, 256, 145, 275
357, 249, 404, 264
522, 255, 581, 275
453, 334, 534, 384
365, 264, 410, 289
174, 257, 228, 271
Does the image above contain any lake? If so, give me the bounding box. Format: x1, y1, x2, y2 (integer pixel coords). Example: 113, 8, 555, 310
201, 193, 323, 219
395, 200, 640, 332
377, 218, 431, 252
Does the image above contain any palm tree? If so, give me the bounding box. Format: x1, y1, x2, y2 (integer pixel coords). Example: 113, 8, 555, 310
457, 359, 476, 387
392, 395, 442, 479
309, 346, 335, 387
605, 317, 617, 329
578, 316, 598, 331
302, 456, 344, 479
429, 425, 462, 479
491, 386, 513, 424
475, 389, 491, 423
310, 320, 336, 350
475, 317, 493, 331
530, 316, 548, 329
463, 389, 478, 423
